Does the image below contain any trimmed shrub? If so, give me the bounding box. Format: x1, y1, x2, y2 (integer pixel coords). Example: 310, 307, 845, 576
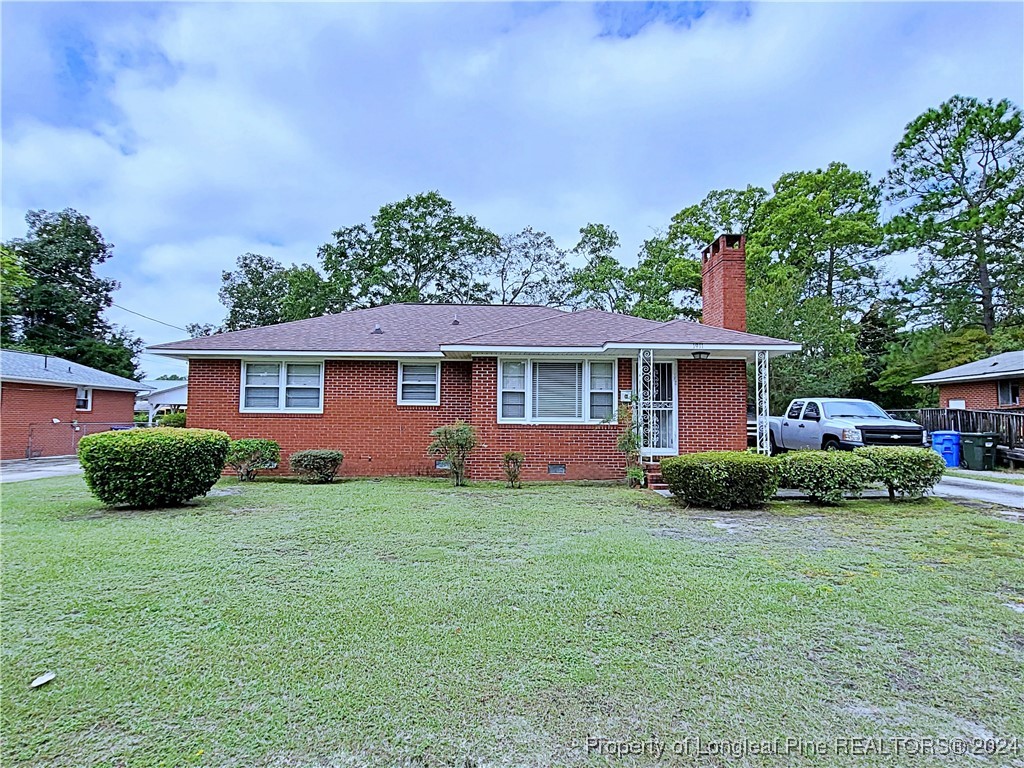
158, 411, 186, 428
226, 438, 280, 482
502, 451, 525, 489
289, 450, 344, 484
660, 451, 781, 510
78, 427, 230, 508
855, 446, 946, 501
428, 421, 477, 486
781, 450, 875, 505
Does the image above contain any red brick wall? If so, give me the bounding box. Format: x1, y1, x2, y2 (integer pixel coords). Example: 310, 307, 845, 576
677, 359, 748, 452
187, 359, 472, 477
465, 357, 633, 481
0, 382, 136, 459
701, 235, 747, 332
940, 379, 1023, 410
186, 355, 752, 480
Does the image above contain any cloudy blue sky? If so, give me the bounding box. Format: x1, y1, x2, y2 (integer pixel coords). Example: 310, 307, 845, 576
3, 1, 1022, 376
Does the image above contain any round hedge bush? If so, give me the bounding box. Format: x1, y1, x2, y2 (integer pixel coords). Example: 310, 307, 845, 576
226, 438, 280, 482
78, 427, 230, 508
289, 449, 344, 484
780, 450, 875, 505
854, 446, 946, 500
660, 451, 781, 510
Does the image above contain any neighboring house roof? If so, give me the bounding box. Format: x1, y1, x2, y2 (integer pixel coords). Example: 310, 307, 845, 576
149, 304, 799, 358
138, 380, 188, 397
137, 381, 188, 403
0, 349, 148, 392
912, 351, 1024, 386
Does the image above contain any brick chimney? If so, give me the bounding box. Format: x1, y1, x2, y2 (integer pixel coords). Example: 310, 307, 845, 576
701, 234, 746, 332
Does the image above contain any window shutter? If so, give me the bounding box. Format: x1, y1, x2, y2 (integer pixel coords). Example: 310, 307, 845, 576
532, 361, 582, 419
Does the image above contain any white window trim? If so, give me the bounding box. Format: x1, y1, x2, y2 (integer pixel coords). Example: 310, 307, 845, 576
496, 357, 618, 425
239, 360, 325, 414
75, 387, 92, 411
397, 361, 441, 406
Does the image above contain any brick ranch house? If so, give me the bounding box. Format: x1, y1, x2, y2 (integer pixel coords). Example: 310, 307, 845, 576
0, 350, 146, 460
150, 235, 799, 481
913, 351, 1024, 410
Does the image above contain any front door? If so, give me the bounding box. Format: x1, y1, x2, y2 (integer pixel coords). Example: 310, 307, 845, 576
638, 357, 677, 457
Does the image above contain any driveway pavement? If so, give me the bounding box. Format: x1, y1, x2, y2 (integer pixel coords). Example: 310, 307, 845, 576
933, 474, 1024, 511
0, 456, 83, 484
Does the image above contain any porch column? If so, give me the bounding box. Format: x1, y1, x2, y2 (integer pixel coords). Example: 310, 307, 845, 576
755, 350, 771, 455
637, 348, 655, 457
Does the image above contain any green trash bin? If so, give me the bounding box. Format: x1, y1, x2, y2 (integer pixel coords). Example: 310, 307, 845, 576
959, 432, 998, 470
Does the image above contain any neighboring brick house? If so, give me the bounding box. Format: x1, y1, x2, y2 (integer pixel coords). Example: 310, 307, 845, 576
0, 350, 146, 459
913, 351, 1024, 411
150, 235, 799, 481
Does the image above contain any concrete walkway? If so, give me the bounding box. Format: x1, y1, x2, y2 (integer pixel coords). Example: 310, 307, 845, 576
0, 456, 83, 483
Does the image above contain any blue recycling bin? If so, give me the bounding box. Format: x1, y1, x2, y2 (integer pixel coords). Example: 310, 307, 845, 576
931, 430, 961, 468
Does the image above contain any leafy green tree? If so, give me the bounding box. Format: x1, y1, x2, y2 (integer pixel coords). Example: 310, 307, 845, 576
0, 244, 33, 342
319, 191, 498, 307
215, 255, 340, 332
218, 253, 290, 331
567, 224, 629, 312
747, 271, 864, 413
155, 374, 187, 380
885, 95, 1024, 334
667, 186, 768, 258
487, 227, 569, 305
752, 163, 883, 306
2, 209, 142, 378
626, 235, 702, 320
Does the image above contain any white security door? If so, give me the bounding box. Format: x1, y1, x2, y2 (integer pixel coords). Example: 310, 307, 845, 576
638, 354, 677, 456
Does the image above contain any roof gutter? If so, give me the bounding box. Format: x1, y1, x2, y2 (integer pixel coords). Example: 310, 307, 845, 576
912, 371, 1024, 386
146, 349, 445, 360
0, 376, 149, 392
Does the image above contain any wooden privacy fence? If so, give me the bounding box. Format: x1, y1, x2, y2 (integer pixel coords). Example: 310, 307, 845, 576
888, 408, 1024, 448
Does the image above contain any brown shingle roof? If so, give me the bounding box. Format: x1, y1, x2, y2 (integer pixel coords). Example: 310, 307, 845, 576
149, 303, 797, 355
150, 304, 563, 353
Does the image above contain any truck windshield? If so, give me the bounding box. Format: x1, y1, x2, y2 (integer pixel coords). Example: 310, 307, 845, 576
822, 401, 891, 419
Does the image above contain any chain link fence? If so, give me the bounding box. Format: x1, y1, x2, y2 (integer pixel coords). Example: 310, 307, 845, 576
23, 421, 136, 459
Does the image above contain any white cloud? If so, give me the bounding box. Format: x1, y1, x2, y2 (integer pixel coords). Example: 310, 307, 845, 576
3, 0, 1022, 377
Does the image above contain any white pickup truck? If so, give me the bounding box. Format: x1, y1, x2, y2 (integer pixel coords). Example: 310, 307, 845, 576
768, 398, 928, 454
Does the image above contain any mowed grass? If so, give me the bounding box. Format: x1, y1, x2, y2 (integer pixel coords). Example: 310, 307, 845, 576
2, 477, 1023, 767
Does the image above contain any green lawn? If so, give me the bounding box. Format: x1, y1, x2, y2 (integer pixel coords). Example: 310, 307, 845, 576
2, 477, 1023, 767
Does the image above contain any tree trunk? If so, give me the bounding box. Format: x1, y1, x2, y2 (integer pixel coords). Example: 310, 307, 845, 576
975, 230, 996, 334
826, 247, 836, 300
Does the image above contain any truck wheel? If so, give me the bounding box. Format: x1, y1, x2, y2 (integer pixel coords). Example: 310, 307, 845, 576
769, 434, 782, 456
822, 437, 842, 451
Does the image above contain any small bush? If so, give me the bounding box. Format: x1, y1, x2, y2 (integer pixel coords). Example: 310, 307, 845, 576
502, 451, 525, 488
625, 465, 645, 488
781, 450, 875, 505
855, 446, 946, 501
226, 438, 280, 482
289, 449, 344, 484
428, 421, 477, 486
660, 451, 780, 510
158, 411, 186, 428
78, 427, 230, 508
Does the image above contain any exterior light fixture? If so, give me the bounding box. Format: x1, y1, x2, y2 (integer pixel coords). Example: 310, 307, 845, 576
691, 351, 711, 360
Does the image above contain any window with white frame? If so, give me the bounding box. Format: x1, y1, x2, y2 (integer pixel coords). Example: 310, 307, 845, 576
398, 362, 440, 405
500, 360, 527, 418
241, 362, 322, 412
589, 361, 615, 420
533, 361, 583, 419
500, 359, 617, 422
75, 387, 92, 410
